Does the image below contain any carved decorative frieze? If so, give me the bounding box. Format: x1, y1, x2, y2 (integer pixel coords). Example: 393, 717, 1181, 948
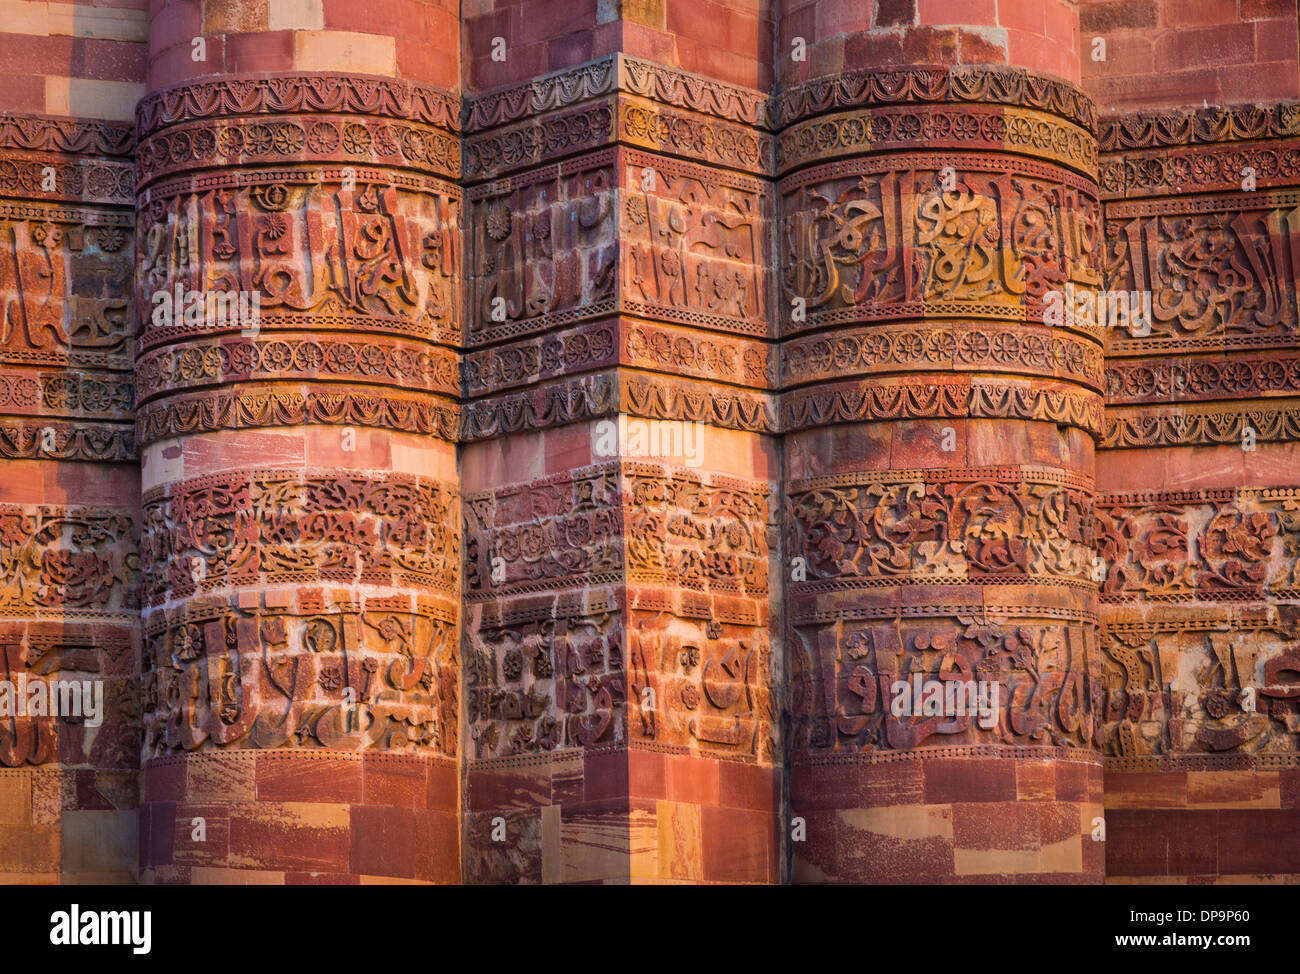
788, 618, 1101, 752
787, 467, 1097, 591
136, 73, 460, 139
139, 469, 460, 607
779, 158, 1103, 334
141, 592, 458, 756
0, 505, 138, 617
1096, 488, 1300, 602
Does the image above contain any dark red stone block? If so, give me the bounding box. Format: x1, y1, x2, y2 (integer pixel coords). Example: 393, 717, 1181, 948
256, 756, 363, 805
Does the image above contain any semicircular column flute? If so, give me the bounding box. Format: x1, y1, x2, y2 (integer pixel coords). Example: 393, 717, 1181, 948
134, 1, 463, 884
777, 62, 1107, 883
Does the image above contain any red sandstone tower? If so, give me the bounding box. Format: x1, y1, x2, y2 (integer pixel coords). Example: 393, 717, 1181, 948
0, 0, 1296, 884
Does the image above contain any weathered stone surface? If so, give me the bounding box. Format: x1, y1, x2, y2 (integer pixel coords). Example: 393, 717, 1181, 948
0, 0, 1297, 884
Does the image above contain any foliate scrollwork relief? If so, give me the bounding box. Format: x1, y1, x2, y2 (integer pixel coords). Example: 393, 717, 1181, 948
1096, 489, 1300, 602
779, 160, 1103, 333
621, 153, 770, 336
787, 469, 1096, 589
469, 155, 616, 343
1102, 195, 1300, 355
137, 176, 460, 347
625, 464, 772, 602
142, 595, 458, 756
628, 611, 776, 760
463, 466, 623, 599
0, 506, 138, 616
788, 619, 1100, 752
1105, 353, 1300, 405
1101, 617, 1300, 759
140, 470, 460, 607
464, 603, 623, 758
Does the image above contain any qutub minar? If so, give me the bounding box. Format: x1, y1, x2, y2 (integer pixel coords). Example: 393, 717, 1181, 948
0, 0, 1297, 884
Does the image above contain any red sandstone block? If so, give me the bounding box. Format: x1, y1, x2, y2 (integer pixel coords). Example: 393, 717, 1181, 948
466, 763, 549, 810
1079, 0, 1158, 32
1016, 760, 1055, 801
187, 754, 255, 803
1254, 23, 1300, 68
890, 420, 964, 469
1217, 809, 1300, 873
1104, 771, 1187, 808
1038, 801, 1083, 845
1103, 809, 1170, 876
924, 758, 1017, 804
173, 803, 229, 865
816, 0, 873, 35
701, 806, 777, 883
224, 29, 295, 74
628, 749, 666, 800
903, 25, 962, 63
349, 804, 416, 879
1242, 0, 1293, 18
666, 754, 720, 806
1156, 23, 1255, 71
0, 825, 59, 873
426, 760, 458, 812
256, 755, 362, 805
1220, 60, 1300, 100
958, 26, 1009, 62
547, 30, 595, 71
925, 0, 993, 24
718, 761, 779, 811
1281, 770, 1300, 808
228, 803, 351, 873
323, 0, 422, 35
1163, 0, 1237, 27
413, 809, 460, 883
1055, 762, 1093, 802
953, 801, 1039, 850
0, 72, 41, 114
148, 801, 176, 868
998, 0, 1046, 33
583, 748, 629, 802
876, 0, 917, 28
622, 21, 679, 65
138, 805, 151, 869
149, 0, 202, 53
1005, 26, 1057, 70
363, 755, 429, 809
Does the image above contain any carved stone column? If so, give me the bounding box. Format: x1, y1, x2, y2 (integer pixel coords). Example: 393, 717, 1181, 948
778, 61, 1108, 879
0, 114, 139, 882
1097, 105, 1300, 880
134, 2, 463, 883
459, 53, 782, 884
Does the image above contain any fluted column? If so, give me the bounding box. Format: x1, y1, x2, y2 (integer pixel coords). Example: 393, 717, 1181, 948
778, 0, 1105, 883
134, 0, 463, 883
